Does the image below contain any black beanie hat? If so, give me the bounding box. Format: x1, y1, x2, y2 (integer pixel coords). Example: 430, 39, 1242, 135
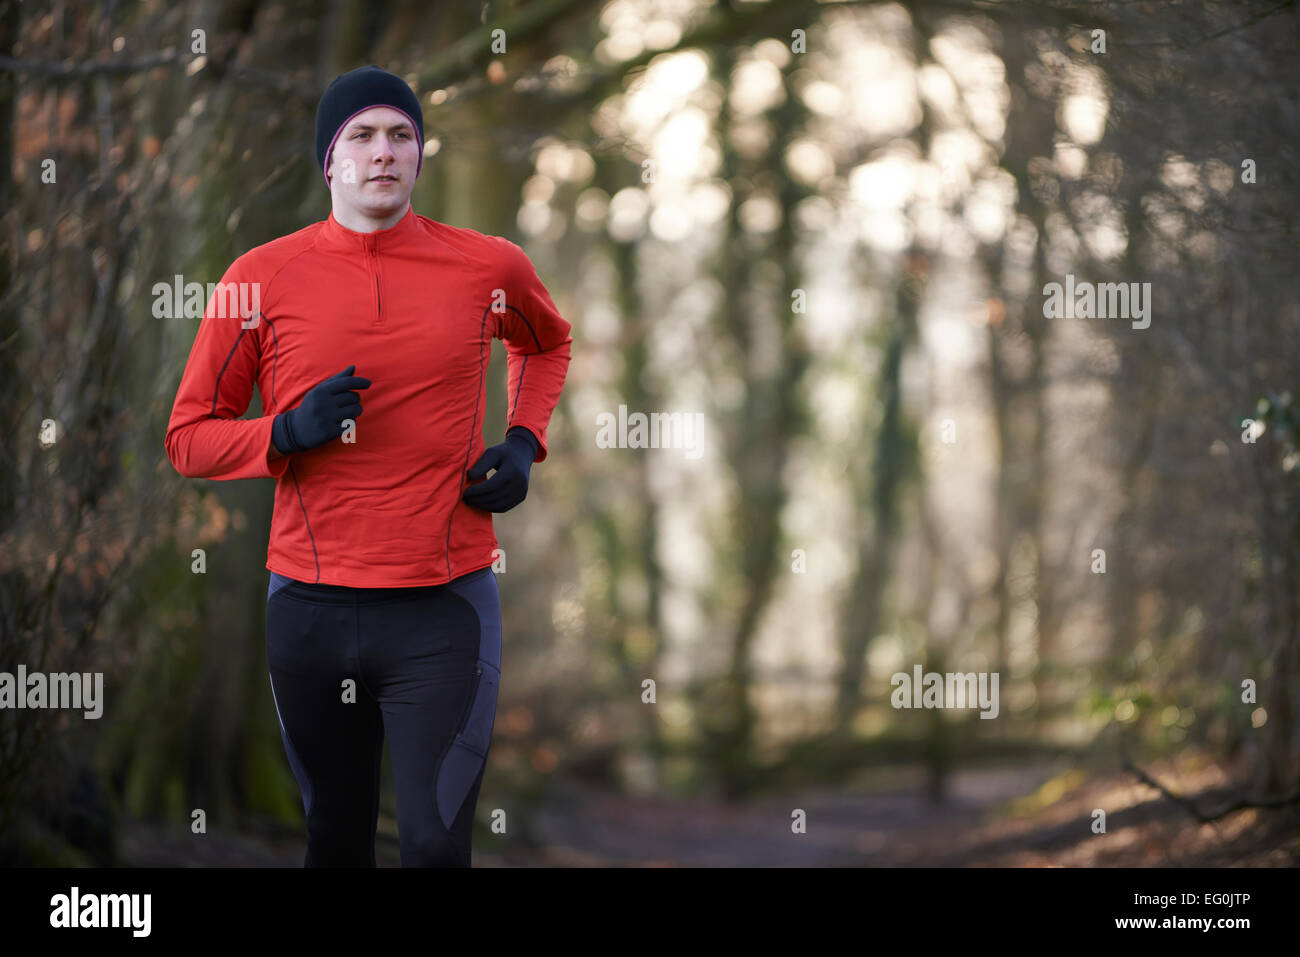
315, 65, 424, 187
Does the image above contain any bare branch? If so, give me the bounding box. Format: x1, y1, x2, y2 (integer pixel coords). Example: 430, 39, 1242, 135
0, 52, 315, 101
1122, 755, 1300, 823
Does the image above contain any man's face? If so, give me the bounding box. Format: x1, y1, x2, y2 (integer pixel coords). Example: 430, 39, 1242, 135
326, 105, 420, 218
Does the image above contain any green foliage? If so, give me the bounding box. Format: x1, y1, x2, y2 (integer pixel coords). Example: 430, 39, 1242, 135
241, 723, 303, 825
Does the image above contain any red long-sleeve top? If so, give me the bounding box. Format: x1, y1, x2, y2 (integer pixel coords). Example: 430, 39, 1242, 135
164, 205, 572, 586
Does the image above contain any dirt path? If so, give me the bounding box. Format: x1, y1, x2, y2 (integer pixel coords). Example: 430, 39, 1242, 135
117, 756, 1300, 867
495, 757, 1299, 867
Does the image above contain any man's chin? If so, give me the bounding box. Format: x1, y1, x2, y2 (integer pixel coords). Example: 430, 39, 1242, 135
355, 191, 411, 215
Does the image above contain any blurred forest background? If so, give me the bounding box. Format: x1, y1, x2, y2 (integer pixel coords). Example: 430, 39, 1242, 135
1, 0, 1299, 866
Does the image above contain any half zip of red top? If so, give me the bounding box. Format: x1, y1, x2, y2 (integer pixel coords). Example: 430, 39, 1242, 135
369, 243, 383, 325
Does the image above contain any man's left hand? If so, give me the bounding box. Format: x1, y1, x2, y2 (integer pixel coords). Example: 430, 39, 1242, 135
463, 429, 538, 512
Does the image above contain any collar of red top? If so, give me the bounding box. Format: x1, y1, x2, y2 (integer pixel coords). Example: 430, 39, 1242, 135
320, 204, 420, 253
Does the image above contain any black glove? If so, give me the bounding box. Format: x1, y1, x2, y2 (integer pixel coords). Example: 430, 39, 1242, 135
271, 365, 371, 455
462, 427, 539, 512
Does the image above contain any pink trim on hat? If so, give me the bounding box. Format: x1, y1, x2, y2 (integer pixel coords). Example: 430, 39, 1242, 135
323, 104, 424, 188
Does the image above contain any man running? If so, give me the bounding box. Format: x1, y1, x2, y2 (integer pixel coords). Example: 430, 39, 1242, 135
164, 64, 572, 867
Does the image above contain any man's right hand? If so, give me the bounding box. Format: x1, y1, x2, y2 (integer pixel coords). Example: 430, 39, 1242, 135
271, 365, 372, 455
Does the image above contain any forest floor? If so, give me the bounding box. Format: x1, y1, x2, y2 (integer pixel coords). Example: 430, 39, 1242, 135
118, 749, 1300, 867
